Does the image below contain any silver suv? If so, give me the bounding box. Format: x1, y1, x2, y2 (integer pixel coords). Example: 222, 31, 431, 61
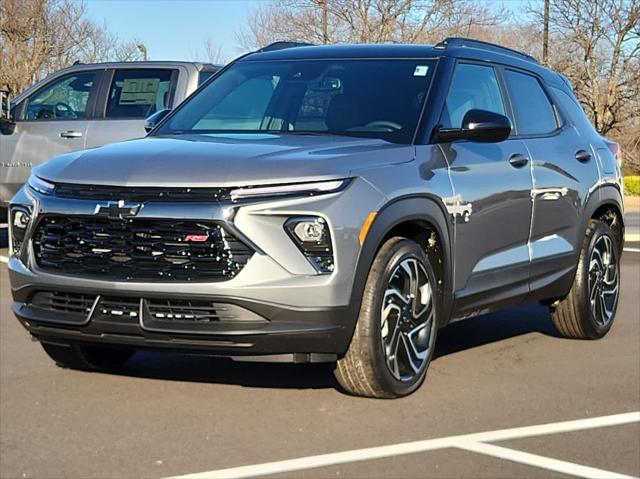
8, 39, 625, 398
0, 60, 219, 207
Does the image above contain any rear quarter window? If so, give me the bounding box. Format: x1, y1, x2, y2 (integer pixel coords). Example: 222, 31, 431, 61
503, 70, 558, 135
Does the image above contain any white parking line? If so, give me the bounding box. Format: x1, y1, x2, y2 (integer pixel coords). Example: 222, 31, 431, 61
166, 411, 640, 479
0, 255, 8, 264
624, 247, 640, 253
456, 441, 636, 479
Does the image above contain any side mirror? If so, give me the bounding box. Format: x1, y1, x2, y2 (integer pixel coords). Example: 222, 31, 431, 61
144, 109, 171, 133
436, 109, 511, 143
0, 90, 16, 135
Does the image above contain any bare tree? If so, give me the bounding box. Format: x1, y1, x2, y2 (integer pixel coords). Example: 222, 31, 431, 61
236, 0, 507, 50
0, 0, 144, 95
531, 0, 639, 136
192, 37, 227, 64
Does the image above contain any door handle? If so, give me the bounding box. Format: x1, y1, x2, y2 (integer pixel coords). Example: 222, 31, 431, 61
60, 131, 83, 139
508, 153, 529, 168
575, 149, 591, 162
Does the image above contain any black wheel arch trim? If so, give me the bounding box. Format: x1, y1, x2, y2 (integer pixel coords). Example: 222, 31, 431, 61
348, 194, 454, 333
583, 184, 625, 252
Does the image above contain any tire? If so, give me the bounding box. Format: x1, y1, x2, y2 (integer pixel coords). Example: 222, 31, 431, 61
550, 220, 620, 339
41, 342, 135, 371
335, 237, 439, 398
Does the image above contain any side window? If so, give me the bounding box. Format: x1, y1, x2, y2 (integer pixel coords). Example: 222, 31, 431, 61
442, 63, 505, 128
551, 87, 597, 135
106, 69, 175, 119
504, 70, 557, 135
24, 71, 96, 121
198, 70, 216, 86
193, 76, 279, 130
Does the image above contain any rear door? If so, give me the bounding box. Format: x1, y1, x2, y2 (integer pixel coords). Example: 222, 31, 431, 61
84, 67, 179, 148
438, 62, 533, 313
0, 70, 99, 202
501, 68, 598, 294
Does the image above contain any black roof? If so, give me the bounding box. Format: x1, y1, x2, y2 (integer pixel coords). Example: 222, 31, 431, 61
241, 39, 562, 87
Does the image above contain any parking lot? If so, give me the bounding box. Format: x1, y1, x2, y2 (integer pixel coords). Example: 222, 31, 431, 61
1, 239, 638, 478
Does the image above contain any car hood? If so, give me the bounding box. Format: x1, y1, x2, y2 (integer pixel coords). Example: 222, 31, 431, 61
35, 134, 415, 187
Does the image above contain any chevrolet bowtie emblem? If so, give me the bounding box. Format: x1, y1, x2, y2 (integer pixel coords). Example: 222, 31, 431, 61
94, 200, 142, 220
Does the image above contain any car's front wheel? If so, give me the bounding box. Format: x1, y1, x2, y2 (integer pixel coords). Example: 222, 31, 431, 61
41, 342, 135, 371
335, 237, 438, 398
550, 219, 620, 339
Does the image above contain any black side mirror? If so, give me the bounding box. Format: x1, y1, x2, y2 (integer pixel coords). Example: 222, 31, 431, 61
144, 109, 171, 133
0, 90, 15, 135
436, 109, 511, 143
0, 118, 16, 135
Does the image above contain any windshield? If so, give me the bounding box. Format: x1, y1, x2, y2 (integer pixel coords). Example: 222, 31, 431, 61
157, 58, 436, 144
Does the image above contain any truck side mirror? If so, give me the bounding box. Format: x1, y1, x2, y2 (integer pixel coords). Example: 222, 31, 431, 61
0, 90, 16, 135
144, 109, 171, 133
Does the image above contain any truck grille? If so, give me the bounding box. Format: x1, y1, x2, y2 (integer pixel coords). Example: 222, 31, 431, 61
33, 216, 252, 281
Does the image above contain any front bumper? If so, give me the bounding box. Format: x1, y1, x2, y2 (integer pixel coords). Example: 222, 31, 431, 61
12, 283, 355, 361
8, 178, 385, 360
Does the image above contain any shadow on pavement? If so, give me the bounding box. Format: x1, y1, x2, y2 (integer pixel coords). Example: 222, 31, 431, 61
106, 302, 560, 391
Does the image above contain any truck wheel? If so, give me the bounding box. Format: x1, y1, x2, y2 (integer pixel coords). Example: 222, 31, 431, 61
550, 220, 620, 339
335, 237, 438, 398
41, 342, 135, 371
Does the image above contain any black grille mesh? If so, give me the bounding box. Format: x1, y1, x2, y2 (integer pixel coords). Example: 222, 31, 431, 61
54, 184, 231, 202
33, 216, 252, 281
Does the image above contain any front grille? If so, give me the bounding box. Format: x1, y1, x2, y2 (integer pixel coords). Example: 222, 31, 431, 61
97, 296, 140, 319
33, 216, 253, 281
54, 183, 231, 202
31, 291, 96, 316
147, 299, 231, 322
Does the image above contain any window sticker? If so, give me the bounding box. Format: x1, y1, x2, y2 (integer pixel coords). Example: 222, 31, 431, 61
413, 65, 429, 77
119, 78, 160, 105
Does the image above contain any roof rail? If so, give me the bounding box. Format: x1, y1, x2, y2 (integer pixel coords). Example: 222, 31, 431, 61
435, 37, 538, 64
257, 41, 314, 53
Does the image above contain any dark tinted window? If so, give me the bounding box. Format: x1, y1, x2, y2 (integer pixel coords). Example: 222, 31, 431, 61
442, 63, 505, 128
106, 69, 175, 118
159, 59, 436, 144
198, 70, 216, 86
551, 87, 596, 134
504, 70, 557, 135
25, 71, 96, 120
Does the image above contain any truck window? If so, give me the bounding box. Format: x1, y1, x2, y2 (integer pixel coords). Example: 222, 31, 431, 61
24, 71, 96, 121
105, 69, 176, 119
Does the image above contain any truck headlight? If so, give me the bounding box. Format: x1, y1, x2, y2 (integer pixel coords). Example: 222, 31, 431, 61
285, 216, 334, 274
9, 207, 31, 255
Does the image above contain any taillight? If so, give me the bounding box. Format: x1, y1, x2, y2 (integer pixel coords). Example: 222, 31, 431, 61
606, 140, 622, 167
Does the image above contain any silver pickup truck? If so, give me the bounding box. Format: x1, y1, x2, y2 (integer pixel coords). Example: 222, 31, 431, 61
0, 61, 219, 211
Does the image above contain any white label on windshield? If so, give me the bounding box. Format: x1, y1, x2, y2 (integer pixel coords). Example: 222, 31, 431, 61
414, 65, 429, 77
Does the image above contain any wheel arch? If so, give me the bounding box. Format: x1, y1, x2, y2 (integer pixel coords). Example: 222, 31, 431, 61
349, 195, 454, 329
584, 185, 625, 254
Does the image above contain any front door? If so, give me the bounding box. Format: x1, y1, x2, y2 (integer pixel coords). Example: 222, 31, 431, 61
438, 62, 533, 315
0, 70, 98, 203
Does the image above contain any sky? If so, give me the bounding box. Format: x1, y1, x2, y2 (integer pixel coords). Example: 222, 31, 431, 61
83, 0, 534, 64
84, 0, 264, 63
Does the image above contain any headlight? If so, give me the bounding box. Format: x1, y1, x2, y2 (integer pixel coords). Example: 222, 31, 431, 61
9, 207, 31, 255
285, 216, 334, 274
230, 179, 349, 202
28, 175, 55, 195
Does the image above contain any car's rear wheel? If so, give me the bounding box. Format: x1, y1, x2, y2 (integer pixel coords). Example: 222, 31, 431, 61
41, 342, 135, 371
335, 237, 438, 398
550, 220, 620, 339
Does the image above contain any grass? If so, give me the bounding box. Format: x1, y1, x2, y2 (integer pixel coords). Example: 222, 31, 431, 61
624, 176, 640, 196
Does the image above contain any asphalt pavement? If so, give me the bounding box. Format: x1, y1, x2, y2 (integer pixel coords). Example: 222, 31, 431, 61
0, 247, 639, 479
